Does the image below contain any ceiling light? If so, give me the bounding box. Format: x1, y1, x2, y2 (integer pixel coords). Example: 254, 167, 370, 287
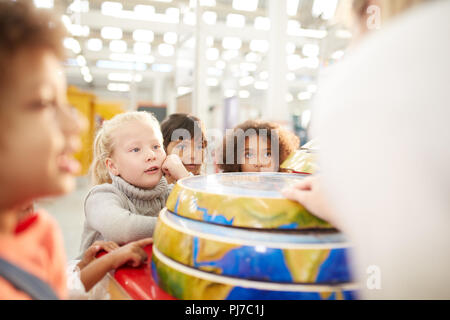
254, 17, 270, 30
249, 39, 269, 53
206, 78, 219, 87
287, 0, 300, 16
215, 60, 226, 69
101, 27, 122, 40
203, 11, 217, 25
206, 48, 219, 61
286, 93, 294, 102
152, 64, 173, 73
302, 43, 320, 57
165, 8, 180, 23
108, 73, 143, 82
259, 71, 269, 80
232, 0, 258, 12
240, 62, 257, 72
33, 0, 53, 9
80, 66, 90, 76
222, 37, 242, 50
239, 76, 254, 87
133, 42, 151, 55
68, 24, 89, 37
200, 0, 216, 6
245, 52, 261, 63
298, 28, 327, 39
76, 55, 86, 67
221, 50, 239, 61
109, 40, 127, 53
107, 83, 130, 92
224, 90, 237, 98
61, 15, 71, 29
133, 29, 154, 42
87, 38, 103, 52
297, 91, 312, 100
207, 67, 223, 77
177, 59, 194, 69
163, 32, 178, 45
254, 81, 268, 90
287, 20, 301, 35
336, 29, 352, 39
331, 50, 345, 60
287, 54, 303, 70
133, 5, 155, 19
96, 60, 147, 71
101, 2, 123, 16
83, 74, 93, 83
226, 14, 245, 28
63, 38, 81, 54
183, 12, 196, 25
110, 53, 154, 64
239, 90, 250, 98
68, 0, 89, 13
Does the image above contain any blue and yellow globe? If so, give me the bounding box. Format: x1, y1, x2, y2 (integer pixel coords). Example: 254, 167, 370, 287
153, 173, 358, 300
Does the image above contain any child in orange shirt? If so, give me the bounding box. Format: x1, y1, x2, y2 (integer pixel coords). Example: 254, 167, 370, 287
0, 1, 151, 300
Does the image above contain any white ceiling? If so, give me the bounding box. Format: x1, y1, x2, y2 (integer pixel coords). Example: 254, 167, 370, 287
35, 0, 352, 103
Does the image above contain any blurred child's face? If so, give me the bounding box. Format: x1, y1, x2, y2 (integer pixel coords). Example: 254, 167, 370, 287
107, 120, 166, 189
240, 135, 278, 172
166, 138, 204, 175
0, 48, 82, 209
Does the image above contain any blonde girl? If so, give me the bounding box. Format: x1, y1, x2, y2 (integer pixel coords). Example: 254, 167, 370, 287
79, 111, 189, 256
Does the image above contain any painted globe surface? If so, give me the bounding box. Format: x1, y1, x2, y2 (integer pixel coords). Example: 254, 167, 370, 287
151, 246, 357, 300
166, 172, 332, 230
154, 209, 353, 284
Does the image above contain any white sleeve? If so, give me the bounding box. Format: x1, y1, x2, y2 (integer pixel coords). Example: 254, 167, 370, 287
66, 260, 111, 300
312, 2, 450, 299
66, 260, 88, 300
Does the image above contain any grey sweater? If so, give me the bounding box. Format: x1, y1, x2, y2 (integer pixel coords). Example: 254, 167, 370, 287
79, 174, 172, 257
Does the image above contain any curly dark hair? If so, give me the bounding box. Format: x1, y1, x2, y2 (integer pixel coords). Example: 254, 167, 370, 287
218, 120, 300, 172
0, 0, 66, 91
160, 113, 207, 151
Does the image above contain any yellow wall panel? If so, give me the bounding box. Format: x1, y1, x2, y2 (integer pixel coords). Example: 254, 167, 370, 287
67, 86, 95, 176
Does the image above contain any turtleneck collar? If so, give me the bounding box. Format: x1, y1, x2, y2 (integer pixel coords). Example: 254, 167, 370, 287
109, 173, 169, 215
110, 173, 168, 200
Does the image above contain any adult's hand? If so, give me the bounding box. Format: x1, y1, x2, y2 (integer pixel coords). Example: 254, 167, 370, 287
282, 175, 338, 228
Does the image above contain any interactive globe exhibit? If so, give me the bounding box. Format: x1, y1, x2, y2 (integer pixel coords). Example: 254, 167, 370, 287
166, 172, 331, 230
280, 139, 319, 174
152, 172, 358, 300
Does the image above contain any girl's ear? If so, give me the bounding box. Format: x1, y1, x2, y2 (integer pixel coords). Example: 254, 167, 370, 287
105, 158, 120, 176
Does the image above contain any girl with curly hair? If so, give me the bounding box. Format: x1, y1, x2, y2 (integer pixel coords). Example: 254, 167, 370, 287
218, 120, 300, 173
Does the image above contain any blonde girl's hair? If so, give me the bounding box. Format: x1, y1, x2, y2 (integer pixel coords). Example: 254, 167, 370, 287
90, 111, 163, 185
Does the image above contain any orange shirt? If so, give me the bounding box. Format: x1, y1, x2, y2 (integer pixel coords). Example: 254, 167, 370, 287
0, 210, 67, 299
